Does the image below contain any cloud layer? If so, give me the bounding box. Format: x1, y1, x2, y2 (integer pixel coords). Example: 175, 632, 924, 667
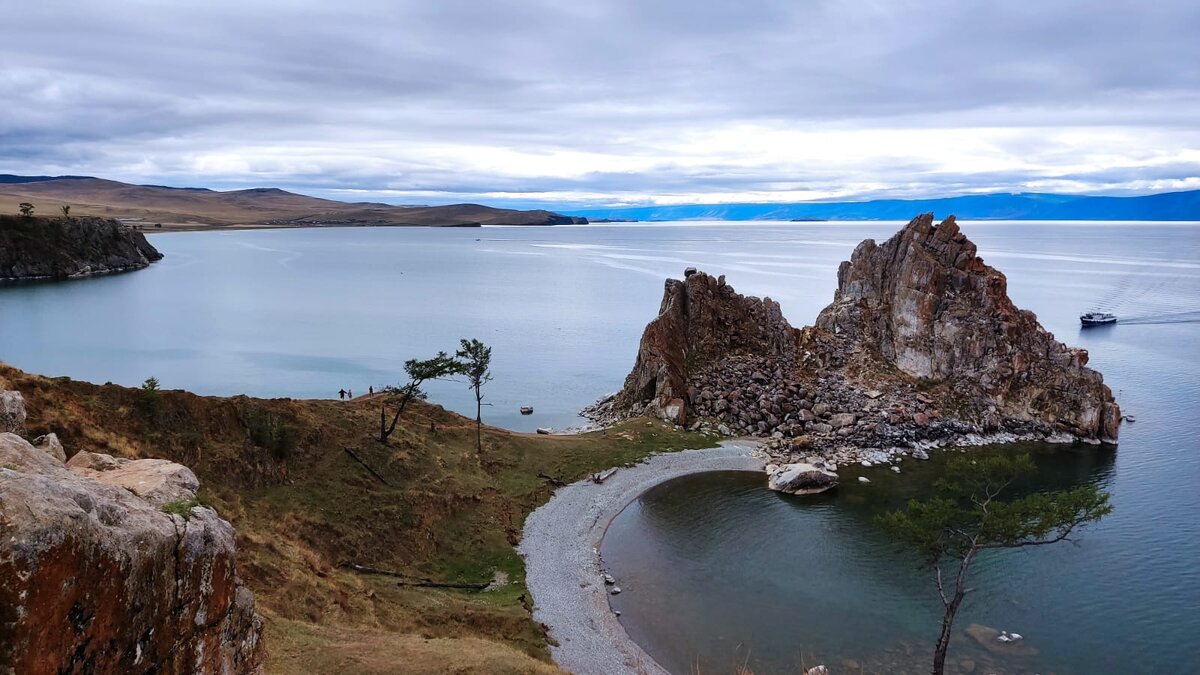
2, 0, 1198, 206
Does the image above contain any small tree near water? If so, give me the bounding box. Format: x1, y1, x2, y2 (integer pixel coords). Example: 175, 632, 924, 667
378, 352, 460, 443
878, 454, 1112, 675
18, 203, 34, 218
456, 338, 492, 454
60, 204, 71, 219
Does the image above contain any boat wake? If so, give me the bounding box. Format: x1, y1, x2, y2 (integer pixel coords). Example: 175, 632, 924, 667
1116, 310, 1200, 325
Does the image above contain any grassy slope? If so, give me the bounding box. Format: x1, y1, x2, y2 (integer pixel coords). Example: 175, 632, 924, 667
0, 363, 714, 674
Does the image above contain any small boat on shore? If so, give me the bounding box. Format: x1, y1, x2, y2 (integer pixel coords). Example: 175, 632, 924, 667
1080, 312, 1117, 327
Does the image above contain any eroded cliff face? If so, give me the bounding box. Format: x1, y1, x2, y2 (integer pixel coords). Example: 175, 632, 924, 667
609, 270, 795, 426
0, 215, 163, 281
596, 214, 1120, 456
0, 431, 264, 674
815, 214, 1120, 440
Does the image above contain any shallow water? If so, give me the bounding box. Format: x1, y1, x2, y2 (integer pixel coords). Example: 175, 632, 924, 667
2, 220, 1198, 672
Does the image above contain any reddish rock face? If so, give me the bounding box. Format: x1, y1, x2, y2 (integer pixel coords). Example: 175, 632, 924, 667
612, 272, 795, 425
0, 432, 264, 674
816, 213, 1120, 441
605, 213, 1120, 445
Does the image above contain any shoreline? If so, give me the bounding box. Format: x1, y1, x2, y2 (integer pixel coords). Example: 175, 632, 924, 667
518, 440, 765, 675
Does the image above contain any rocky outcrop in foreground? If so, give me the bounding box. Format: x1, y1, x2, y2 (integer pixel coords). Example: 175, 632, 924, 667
0, 428, 263, 673
588, 215, 1120, 478
0, 215, 163, 281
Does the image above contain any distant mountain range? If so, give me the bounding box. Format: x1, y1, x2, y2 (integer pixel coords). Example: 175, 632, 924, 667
4, 174, 1197, 225
565, 190, 1200, 221
0, 175, 584, 228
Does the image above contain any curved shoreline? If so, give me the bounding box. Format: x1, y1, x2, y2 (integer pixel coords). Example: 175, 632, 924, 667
518, 441, 764, 675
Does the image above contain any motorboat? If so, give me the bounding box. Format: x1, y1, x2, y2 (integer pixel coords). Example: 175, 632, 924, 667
1080, 312, 1117, 327
520, 406, 534, 415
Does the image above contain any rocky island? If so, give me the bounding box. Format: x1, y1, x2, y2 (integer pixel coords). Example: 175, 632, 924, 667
0, 214, 163, 281
587, 214, 1121, 492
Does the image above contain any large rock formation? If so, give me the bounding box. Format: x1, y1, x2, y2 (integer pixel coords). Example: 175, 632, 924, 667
816, 213, 1120, 441
594, 214, 1120, 460
0, 215, 163, 281
609, 269, 795, 426
0, 432, 264, 673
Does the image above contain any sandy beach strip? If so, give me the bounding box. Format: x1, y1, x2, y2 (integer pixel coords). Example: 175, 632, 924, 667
518, 440, 764, 675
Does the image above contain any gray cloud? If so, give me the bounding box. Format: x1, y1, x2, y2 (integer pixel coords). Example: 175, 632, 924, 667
1, 0, 1198, 205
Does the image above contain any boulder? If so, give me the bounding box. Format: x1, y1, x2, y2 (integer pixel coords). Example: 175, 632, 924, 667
767, 463, 838, 495
32, 432, 66, 462
1, 389, 25, 433
830, 412, 857, 428
66, 451, 201, 507
0, 433, 264, 673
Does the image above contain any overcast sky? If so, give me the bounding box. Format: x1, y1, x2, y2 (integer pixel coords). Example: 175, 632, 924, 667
2, 0, 1199, 207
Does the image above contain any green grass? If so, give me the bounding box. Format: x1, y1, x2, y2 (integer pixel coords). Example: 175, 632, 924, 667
161, 498, 201, 520
1, 361, 719, 673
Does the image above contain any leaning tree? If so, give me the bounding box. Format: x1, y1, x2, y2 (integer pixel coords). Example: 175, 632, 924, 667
377, 352, 460, 443
878, 454, 1112, 675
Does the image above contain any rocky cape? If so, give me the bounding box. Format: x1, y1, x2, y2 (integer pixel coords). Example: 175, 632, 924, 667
0, 392, 263, 673
0, 214, 163, 281
587, 214, 1120, 490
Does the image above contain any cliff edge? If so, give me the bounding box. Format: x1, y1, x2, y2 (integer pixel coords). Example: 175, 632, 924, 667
0, 415, 264, 673
0, 215, 163, 281
593, 214, 1120, 464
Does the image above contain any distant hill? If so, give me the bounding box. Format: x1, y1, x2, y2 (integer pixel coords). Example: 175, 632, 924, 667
0, 174, 95, 184
565, 190, 1200, 222
0, 176, 586, 228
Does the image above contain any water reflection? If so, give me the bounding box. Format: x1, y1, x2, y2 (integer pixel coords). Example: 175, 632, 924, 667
603, 445, 1127, 675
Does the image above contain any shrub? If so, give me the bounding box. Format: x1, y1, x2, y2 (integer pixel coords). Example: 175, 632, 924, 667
246, 407, 299, 460
161, 498, 201, 520
135, 376, 160, 421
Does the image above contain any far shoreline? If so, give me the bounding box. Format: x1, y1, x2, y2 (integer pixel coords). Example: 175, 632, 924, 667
518, 440, 764, 675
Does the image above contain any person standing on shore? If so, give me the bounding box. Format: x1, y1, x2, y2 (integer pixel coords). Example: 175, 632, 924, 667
338, 388, 346, 400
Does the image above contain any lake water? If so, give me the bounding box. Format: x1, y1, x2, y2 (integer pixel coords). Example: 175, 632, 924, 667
2, 221, 1199, 672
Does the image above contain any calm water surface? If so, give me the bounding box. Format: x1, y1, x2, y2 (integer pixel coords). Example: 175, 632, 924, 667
2, 221, 1199, 672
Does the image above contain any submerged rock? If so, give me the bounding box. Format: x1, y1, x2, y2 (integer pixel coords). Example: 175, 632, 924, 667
0, 432, 264, 673
965, 623, 1039, 657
